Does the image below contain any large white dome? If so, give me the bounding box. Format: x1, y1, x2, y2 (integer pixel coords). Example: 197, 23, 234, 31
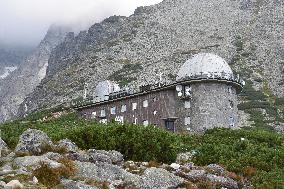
176, 53, 233, 81
94, 80, 120, 102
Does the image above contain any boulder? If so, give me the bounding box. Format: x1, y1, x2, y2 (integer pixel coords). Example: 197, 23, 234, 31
0, 138, 8, 150
206, 164, 225, 175
0, 138, 10, 156
15, 129, 54, 155
74, 161, 139, 183
88, 149, 124, 164
5, 180, 24, 189
67, 152, 90, 162
185, 170, 207, 181
137, 167, 184, 189
57, 139, 78, 152
60, 179, 99, 189
206, 174, 239, 189
14, 155, 62, 170
43, 152, 63, 161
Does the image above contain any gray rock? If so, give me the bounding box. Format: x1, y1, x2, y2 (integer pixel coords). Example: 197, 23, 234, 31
43, 152, 63, 161
15, 129, 54, 155
0, 181, 6, 188
207, 174, 239, 189
57, 139, 78, 152
13, 155, 62, 170
185, 170, 207, 181
0, 138, 8, 150
67, 152, 90, 162
74, 161, 139, 183
206, 164, 225, 175
137, 167, 184, 189
4, 180, 24, 189
60, 179, 99, 189
88, 149, 124, 164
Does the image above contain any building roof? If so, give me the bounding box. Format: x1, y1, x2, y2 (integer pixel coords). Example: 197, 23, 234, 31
176, 53, 233, 81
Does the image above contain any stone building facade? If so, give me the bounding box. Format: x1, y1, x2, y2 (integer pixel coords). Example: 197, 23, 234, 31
75, 53, 244, 133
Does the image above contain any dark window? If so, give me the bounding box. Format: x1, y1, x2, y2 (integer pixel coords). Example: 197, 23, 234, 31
165, 120, 175, 132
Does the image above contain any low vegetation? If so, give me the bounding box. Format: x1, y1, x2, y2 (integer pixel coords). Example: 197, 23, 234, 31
0, 112, 283, 188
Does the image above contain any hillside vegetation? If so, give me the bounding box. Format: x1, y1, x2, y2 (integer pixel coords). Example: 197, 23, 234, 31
0, 112, 283, 188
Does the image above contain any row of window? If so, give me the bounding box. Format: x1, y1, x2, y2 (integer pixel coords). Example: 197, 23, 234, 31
91, 99, 154, 118
98, 116, 150, 126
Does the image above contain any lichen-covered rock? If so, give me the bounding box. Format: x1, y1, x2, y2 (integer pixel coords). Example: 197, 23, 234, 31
60, 179, 99, 189
5, 180, 24, 189
0, 138, 8, 150
67, 152, 90, 162
137, 167, 184, 189
15, 129, 54, 155
207, 174, 239, 189
43, 152, 63, 161
74, 161, 139, 183
57, 139, 78, 152
88, 149, 124, 164
13, 156, 62, 170
206, 164, 225, 175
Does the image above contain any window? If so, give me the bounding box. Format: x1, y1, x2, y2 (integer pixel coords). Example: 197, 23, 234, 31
229, 117, 235, 127
99, 119, 107, 124
153, 110, 157, 115
132, 102, 137, 110
91, 112, 96, 119
115, 116, 124, 123
143, 120, 149, 126
165, 120, 175, 132
100, 109, 106, 117
153, 97, 158, 102
229, 100, 234, 109
228, 86, 232, 94
185, 117, 191, 125
184, 101, 191, 109
134, 118, 138, 125
111, 107, 116, 115
121, 105, 127, 112
143, 100, 148, 108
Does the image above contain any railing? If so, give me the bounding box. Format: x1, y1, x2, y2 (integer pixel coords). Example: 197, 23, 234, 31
73, 72, 245, 108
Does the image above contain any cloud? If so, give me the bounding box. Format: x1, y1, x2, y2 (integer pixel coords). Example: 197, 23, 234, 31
0, 0, 163, 46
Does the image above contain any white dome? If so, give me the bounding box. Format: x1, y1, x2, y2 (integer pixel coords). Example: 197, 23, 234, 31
176, 53, 233, 81
94, 80, 120, 102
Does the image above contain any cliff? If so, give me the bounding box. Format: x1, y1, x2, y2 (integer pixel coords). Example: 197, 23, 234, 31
15, 0, 284, 130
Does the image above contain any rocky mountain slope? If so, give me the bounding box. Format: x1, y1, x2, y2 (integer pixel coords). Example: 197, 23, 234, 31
0, 25, 71, 123
15, 0, 284, 130
0, 44, 32, 78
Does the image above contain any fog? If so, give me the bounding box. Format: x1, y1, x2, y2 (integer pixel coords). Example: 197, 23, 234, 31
0, 0, 163, 47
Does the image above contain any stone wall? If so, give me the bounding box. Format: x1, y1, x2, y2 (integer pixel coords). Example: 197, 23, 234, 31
181, 82, 239, 132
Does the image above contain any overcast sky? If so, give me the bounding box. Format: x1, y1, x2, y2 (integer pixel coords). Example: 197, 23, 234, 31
0, 0, 163, 47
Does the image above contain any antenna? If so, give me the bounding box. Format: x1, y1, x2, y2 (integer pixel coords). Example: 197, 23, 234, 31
156, 71, 164, 87
83, 82, 88, 100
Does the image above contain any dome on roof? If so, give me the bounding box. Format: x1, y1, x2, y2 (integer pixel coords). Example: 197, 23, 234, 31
176, 53, 233, 81
94, 80, 120, 102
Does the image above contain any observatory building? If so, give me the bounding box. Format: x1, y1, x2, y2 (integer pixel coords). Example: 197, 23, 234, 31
75, 53, 245, 133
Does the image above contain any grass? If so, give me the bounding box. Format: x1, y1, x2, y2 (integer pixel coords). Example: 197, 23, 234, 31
0, 112, 283, 188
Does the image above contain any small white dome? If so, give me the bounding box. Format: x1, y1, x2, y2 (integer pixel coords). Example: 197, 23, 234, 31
94, 80, 120, 102
176, 53, 233, 81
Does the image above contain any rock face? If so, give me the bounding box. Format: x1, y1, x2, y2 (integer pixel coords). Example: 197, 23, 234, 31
15, 129, 54, 155
16, 0, 284, 130
57, 139, 79, 152
0, 24, 71, 123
